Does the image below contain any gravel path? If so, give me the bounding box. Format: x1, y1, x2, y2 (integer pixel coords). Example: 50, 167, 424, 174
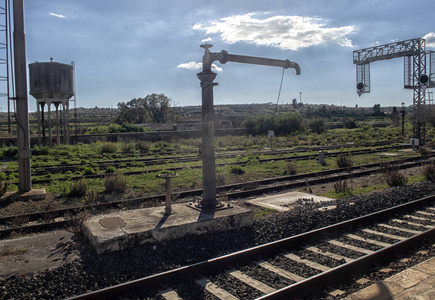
1, 179, 435, 299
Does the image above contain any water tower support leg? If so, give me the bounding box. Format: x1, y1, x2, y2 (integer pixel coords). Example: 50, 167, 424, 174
47, 103, 52, 146
55, 103, 60, 145
36, 102, 41, 145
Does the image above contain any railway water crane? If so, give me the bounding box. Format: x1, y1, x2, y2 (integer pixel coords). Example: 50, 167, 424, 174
353, 38, 435, 146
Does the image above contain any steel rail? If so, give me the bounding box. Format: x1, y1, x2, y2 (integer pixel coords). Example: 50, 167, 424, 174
17, 143, 408, 176
20, 145, 419, 185
67, 195, 435, 300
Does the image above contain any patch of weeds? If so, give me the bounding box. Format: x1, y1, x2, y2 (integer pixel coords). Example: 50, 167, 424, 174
0, 247, 28, 257
253, 207, 278, 218
418, 146, 430, 156
105, 166, 116, 173
333, 180, 353, 196
423, 161, 435, 181
282, 162, 297, 175
381, 162, 408, 187
136, 141, 151, 151
336, 154, 352, 168
69, 179, 88, 198
0, 175, 8, 197
100, 142, 118, 154
104, 173, 127, 194
83, 167, 96, 175
230, 165, 245, 175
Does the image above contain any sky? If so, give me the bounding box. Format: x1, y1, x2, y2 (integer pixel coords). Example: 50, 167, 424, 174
11, 0, 435, 112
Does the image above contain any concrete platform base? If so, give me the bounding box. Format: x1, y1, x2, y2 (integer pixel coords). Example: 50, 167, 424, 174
82, 202, 253, 255
247, 191, 334, 212
0, 188, 46, 203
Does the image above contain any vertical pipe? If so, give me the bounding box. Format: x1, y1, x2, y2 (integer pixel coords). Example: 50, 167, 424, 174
13, 0, 31, 192
197, 71, 218, 211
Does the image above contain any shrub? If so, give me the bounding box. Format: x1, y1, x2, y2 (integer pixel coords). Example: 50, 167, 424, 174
120, 143, 135, 152
230, 165, 245, 175
83, 167, 96, 175
104, 173, 127, 193
2, 146, 18, 158
105, 166, 116, 173
381, 163, 408, 187
423, 162, 435, 181
419, 147, 430, 156
136, 141, 151, 151
282, 162, 297, 175
333, 180, 353, 195
31, 145, 49, 156
308, 118, 326, 134
69, 179, 88, 198
0, 176, 7, 197
336, 154, 352, 168
100, 142, 118, 154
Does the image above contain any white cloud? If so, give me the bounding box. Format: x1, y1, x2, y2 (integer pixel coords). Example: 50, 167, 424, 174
424, 32, 435, 48
201, 37, 213, 43
177, 61, 222, 72
193, 13, 354, 50
49, 12, 66, 18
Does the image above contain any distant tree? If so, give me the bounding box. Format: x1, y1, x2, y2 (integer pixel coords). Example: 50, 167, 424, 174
308, 118, 326, 134
372, 104, 385, 116
243, 112, 305, 136
292, 98, 298, 108
391, 107, 399, 127
116, 93, 174, 124
343, 118, 357, 129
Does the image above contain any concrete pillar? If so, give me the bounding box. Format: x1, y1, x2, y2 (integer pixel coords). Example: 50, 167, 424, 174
55, 102, 60, 145
197, 71, 218, 211
64, 100, 70, 145
13, 0, 32, 192
47, 102, 52, 146
36, 101, 41, 145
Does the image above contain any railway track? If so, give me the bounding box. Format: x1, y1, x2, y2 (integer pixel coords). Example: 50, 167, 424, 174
67, 195, 435, 299
6, 143, 409, 179
14, 144, 414, 185
0, 154, 433, 239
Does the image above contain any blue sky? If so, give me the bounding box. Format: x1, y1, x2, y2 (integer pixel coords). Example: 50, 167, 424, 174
17, 0, 435, 111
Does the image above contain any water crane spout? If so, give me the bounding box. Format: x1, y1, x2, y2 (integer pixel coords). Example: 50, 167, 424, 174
197, 44, 301, 212
200, 44, 301, 74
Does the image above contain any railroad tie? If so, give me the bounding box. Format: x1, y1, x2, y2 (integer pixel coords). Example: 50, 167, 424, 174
158, 288, 182, 300
195, 277, 238, 300
403, 214, 435, 223
304, 246, 353, 263
378, 223, 422, 235
328, 239, 374, 255
345, 234, 392, 248
391, 218, 433, 229
361, 228, 407, 241
256, 260, 305, 282
226, 268, 276, 294
282, 252, 330, 272
415, 210, 435, 217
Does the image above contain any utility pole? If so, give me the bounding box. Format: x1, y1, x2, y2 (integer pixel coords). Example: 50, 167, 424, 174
13, 0, 31, 192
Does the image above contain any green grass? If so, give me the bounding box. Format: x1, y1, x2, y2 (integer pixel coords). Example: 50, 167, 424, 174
253, 206, 278, 218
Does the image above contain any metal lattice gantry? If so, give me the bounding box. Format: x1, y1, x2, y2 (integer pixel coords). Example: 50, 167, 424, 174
353, 38, 435, 145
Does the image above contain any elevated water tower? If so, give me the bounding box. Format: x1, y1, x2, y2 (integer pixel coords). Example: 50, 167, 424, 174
29, 59, 74, 145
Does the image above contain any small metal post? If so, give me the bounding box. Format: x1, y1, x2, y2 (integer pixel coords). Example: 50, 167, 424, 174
158, 173, 178, 215
319, 150, 325, 165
